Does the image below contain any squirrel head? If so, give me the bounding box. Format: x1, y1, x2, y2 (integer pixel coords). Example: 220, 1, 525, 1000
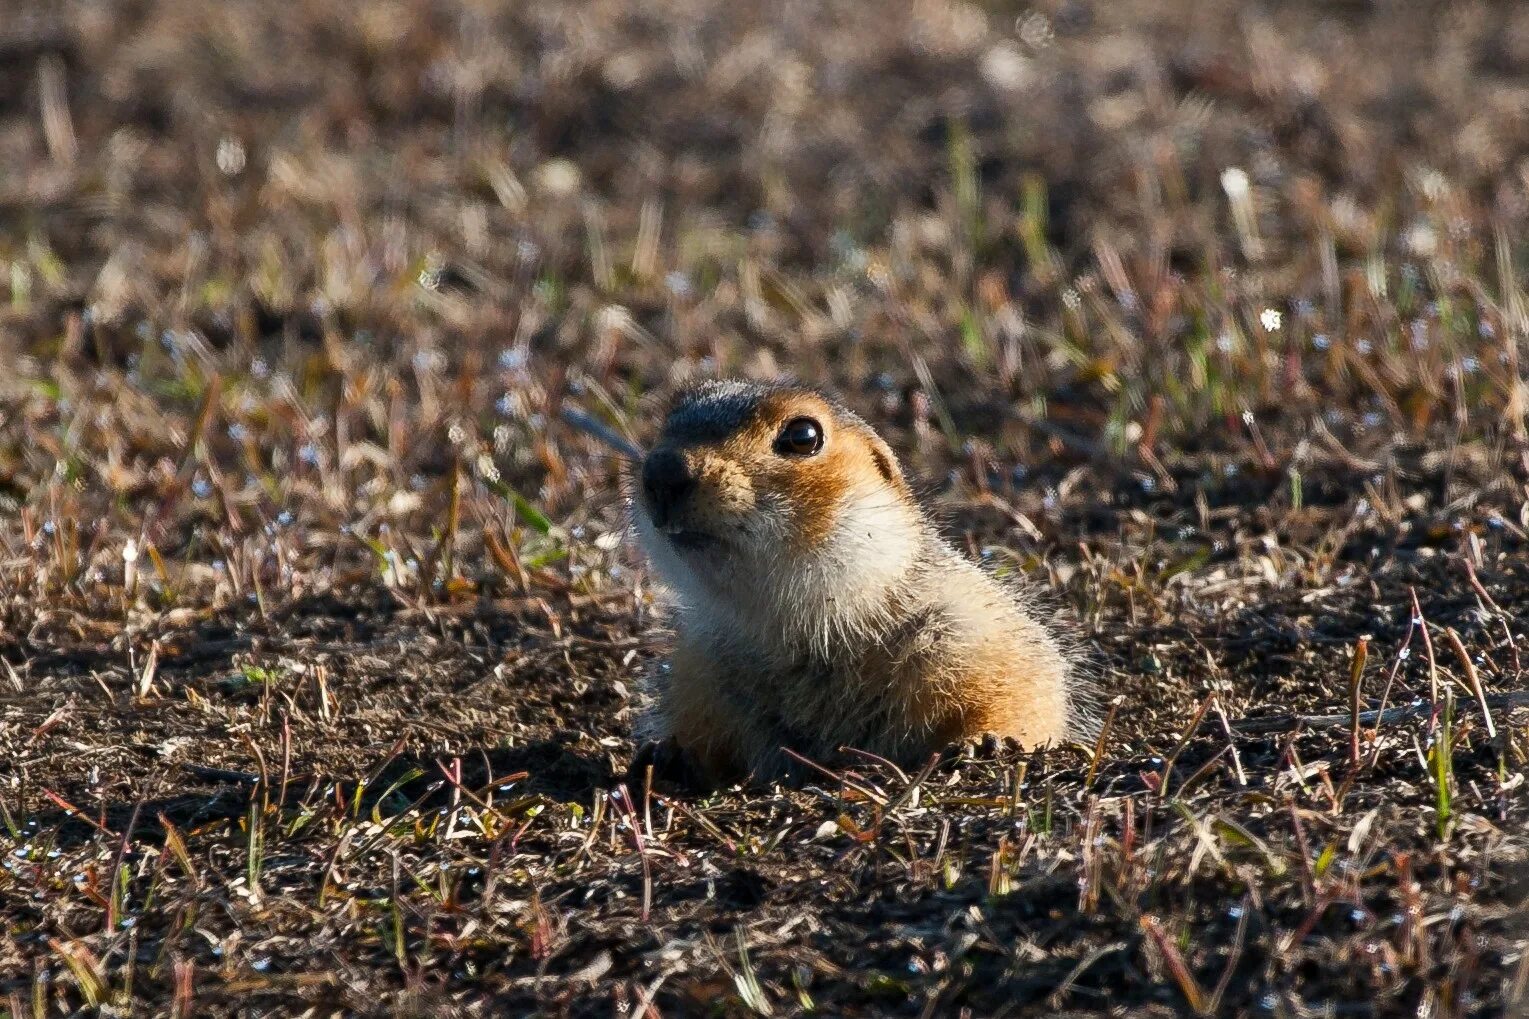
633, 380, 922, 630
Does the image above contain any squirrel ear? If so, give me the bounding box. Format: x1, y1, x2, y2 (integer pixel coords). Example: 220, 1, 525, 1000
866, 434, 907, 491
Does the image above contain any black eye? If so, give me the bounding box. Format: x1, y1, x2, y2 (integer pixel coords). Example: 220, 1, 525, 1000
773, 417, 824, 457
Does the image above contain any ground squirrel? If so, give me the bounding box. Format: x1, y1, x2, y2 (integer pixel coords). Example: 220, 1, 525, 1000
629, 380, 1085, 786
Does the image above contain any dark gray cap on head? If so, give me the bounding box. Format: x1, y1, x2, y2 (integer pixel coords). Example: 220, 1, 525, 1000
662, 380, 774, 443
663, 379, 858, 445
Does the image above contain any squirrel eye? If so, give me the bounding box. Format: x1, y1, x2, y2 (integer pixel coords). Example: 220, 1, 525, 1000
773, 416, 824, 457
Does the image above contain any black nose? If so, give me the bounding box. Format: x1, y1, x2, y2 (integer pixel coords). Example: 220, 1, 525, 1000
642, 447, 695, 525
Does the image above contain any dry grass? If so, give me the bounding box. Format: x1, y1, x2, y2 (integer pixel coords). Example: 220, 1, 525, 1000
1, 0, 1528, 1015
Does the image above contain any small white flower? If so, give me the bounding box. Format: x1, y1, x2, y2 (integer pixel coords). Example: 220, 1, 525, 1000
216, 137, 246, 176
1017, 12, 1053, 48
981, 42, 1034, 92
1259, 308, 1282, 331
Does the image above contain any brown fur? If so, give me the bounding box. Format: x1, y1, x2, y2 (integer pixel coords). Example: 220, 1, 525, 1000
632, 380, 1084, 786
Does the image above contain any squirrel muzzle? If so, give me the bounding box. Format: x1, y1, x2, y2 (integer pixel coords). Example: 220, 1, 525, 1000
640, 446, 696, 529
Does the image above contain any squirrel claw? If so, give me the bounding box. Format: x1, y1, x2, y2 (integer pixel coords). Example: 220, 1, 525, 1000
947, 732, 1025, 765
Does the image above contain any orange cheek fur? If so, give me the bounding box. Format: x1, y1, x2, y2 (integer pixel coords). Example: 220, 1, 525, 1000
728, 408, 868, 555
777, 454, 849, 553
657, 392, 876, 555
685, 453, 845, 552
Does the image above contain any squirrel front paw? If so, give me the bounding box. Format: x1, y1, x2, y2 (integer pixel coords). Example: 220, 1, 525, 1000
944, 732, 1026, 766
624, 736, 707, 795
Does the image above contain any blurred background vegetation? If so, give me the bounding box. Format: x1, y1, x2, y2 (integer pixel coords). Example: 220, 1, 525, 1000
2, 1, 1527, 600
1, 3, 1527, 1014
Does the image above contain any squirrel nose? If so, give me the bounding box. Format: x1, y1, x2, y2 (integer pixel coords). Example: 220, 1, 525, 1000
642, 448, 695, 525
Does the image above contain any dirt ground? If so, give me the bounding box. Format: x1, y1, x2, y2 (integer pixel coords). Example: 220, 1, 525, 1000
1, 0, 1528, 1015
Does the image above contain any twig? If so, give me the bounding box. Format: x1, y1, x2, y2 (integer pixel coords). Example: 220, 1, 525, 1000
105, 795, 147, 932
559, 406, 642, 459
610, 786, 653, 924
839, 746, 909, 786
1232, 692, 1529, 734
1174, 745, 1232, 799
1209, 697, 1247, 786
1443, 626, 1497, 740
1208, 894, 1251, 1013
1139, 914, 1209, 1015
1461, 555, 1507, 618
1048, 941, 1127, 1008
1347, 635, 1370, 769
1159, 694, 1214, 800
780, 748, 888, 807
39, 788, 113, 835
1413, 590, 1440, 733
183, 762, 318, 788
1368, 603, 1420, 770
1084, 696, 1123, 789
